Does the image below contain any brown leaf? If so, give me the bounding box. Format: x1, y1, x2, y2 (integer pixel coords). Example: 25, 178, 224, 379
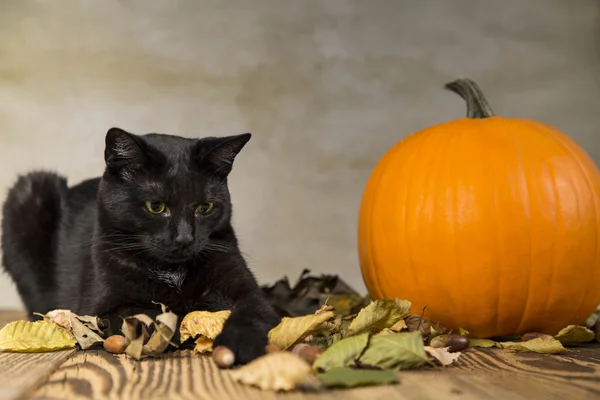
37, 310, 105, 350
121, 304, 178, 360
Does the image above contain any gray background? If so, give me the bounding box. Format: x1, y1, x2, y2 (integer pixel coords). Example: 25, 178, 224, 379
0, 0, 598, 308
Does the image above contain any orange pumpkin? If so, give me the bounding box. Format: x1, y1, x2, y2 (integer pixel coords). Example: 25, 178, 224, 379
358, 78, 600, 338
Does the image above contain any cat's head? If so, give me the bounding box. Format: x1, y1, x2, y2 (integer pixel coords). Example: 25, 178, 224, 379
98, 127, 250, 264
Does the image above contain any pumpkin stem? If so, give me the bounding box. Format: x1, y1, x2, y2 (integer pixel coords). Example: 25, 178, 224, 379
444, 78, 495, 118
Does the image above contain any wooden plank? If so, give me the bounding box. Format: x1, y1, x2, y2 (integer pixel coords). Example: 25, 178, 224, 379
25, 346, 600, 400
0, 310, 76, 400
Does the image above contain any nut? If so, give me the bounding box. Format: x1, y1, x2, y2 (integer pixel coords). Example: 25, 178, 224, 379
521, 332, 554, 342
103, 335, 129, 354
429, 334, 469, 353
291, 343, 324, 365
212, 345, 235, 368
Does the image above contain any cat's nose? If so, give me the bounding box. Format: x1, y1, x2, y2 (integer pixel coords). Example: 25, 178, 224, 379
175, 232, 194, 246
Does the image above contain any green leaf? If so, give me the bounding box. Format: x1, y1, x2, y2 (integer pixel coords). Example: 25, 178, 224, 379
0, 320, 76, 352
346, 299, 411, 336
469, 338, 497, 348
358, 331, 430, 370
554, 325, 595, 344
318, 367, 399, 388
313, 332, 370, 372
497, 338, 566, 354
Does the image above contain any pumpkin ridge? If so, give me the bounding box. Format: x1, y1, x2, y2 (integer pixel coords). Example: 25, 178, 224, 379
398, 132, 429, 304
531, 120, 600, 320
444, 78, 494, 119
511, 125, 535, 334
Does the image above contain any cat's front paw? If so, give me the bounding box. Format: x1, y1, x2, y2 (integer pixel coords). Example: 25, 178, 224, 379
212, 322, 268, 365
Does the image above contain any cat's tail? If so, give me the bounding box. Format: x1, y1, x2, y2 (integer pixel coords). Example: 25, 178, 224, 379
1, 171, 67, 315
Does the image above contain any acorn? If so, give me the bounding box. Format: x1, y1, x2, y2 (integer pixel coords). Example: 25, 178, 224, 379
212, 345, 235, 368
429, 334, 469, 353
103, 335, 129, 354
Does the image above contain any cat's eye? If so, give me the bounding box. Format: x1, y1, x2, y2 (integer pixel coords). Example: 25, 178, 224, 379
145, 201, 166, 215
196, 202, 215, 215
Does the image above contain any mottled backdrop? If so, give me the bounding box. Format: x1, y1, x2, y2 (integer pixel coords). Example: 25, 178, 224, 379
0, 0, 599, 308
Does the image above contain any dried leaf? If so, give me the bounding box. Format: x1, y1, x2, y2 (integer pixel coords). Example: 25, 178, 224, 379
358, 331, 430, 370
0, 320, 76, 352
121, 304, 178, 360
317, 367, 398, 388
389, 319, 408, 332
37, 309, 106, 350
424, 346, 461, 366
321, 294, 365, 317
346, 299, 411, 336
459, 328, 470, 337
555, 325, 595, 344
194, 337, 214, 354
268, 311, 335, 350
469, 338, 498, 348
375, 328, 396, 337
498, 338, 566, 354
313, 332, 370, 372
180, 310, 231, 342
230, 351, 312, 391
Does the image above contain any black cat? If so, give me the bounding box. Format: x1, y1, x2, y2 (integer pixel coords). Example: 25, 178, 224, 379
1, 127, 280, 364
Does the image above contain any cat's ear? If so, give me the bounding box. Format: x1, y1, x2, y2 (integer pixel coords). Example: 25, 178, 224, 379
194, 133, 252, 176
104, 128, 150, 171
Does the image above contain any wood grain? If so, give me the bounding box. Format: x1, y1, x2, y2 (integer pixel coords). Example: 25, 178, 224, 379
0, 310, 76, 400
26, 346, 600, 400
2, 310, 599, 400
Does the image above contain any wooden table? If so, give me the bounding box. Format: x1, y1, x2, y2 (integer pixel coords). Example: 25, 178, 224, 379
1, 310, 599, 400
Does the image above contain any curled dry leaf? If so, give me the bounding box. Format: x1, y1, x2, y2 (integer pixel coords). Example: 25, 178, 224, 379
0, 320, 77, 352
313, 332, 370, 372
554, 325, 595, 344
268, 310, 335, 350
179, 310, 231, 354
498, 338, 566, 354
424, 346, 461, 366
121, 304, 179, 360
346, 299, 411, 336
37, 309, 106, 350
230, 351, 312, 392
358, 331, 430, 370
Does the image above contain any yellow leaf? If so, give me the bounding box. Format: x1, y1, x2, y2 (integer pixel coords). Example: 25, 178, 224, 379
0, 320, 76, 352
555, 325, 595, 344
424, 346, 461, 366
389, 319, 408, 332
268, 311, 335, 350
194, 337, 214, 354
180, 310, 231, 342
469, 338, 497, 348
230, 351, 312, 391
498, 338, 566, 354
346, 299, 411, 336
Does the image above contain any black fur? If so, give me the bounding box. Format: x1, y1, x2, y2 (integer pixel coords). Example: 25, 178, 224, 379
1, 127, 280, 364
